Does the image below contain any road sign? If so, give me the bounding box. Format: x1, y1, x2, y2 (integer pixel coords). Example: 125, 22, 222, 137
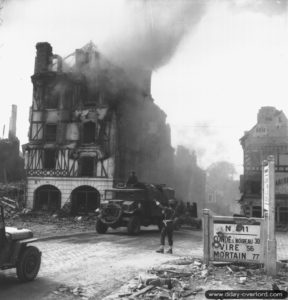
212, 220, 262, 263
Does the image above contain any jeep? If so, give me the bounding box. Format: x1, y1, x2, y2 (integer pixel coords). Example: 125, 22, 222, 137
0, 204, 41, 282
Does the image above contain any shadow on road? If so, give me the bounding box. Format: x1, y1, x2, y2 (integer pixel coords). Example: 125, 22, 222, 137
0, 273, 61, 300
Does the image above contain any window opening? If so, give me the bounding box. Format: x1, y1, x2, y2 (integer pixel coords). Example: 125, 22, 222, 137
45, 86, 59, 109
252, 206, 261, 218
80, 157, 94, 177
45, 124, 57, 142
83, 122, 95, 143
44, 149, 56, 169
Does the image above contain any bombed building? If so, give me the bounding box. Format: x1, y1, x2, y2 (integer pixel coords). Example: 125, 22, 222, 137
239, 106, 288, 226
22, 42, 174, 214
0, 105, 24, 183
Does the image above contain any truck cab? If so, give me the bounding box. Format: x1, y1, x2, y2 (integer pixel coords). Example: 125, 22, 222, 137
95, 183, 173, 235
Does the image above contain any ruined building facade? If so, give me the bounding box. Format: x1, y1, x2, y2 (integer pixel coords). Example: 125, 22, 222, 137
0, 105, 24, 183
239, 106, 288, 225
23, 42, 174, 214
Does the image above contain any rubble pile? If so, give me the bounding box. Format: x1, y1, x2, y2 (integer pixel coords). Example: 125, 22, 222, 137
5, 209, 97, 238
53, 284, 90, 300
0, 196, 21, 218
106, 257, 288, 300
0, 181, 25, 200
0, 181, 25, 218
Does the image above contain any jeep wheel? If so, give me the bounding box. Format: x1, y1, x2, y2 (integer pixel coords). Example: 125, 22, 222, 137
96, 219, 108, 234
127, 216, 141, 235
16, 246, 41, 282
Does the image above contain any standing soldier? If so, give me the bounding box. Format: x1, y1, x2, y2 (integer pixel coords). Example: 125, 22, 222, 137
126, 171, 138, 187
156, 199, 177, 254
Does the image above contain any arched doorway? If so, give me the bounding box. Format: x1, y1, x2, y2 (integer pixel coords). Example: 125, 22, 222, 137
71, 186, 100, 215
34, 185, 61, 212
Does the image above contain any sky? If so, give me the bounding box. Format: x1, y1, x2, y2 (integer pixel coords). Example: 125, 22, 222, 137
0, 0, 288, 176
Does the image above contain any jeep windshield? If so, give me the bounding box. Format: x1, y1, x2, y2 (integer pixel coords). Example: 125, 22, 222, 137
104, 189, 146, 201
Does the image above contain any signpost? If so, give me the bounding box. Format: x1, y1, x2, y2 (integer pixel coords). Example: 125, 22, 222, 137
203, 156, 277, 275
264, 156, 277, 276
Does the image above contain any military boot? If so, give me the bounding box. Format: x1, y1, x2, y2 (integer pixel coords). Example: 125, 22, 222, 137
156, 246, 164, 253
166, 247, 173, 254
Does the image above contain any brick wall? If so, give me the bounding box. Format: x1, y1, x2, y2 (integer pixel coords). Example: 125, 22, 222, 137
26, 177, 113, 209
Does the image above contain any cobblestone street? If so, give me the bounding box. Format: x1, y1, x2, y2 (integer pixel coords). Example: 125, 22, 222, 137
0, 227, 287, 299
0, 228, 203, 299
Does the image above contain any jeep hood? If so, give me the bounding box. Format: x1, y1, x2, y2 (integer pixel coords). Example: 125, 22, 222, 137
5, 226, 33, 240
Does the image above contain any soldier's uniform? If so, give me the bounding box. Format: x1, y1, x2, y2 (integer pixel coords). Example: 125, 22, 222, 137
156, 199, 176, 254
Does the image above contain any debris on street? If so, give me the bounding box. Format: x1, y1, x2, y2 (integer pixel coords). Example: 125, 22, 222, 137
0, 196, 20, 218
52, 284, 91, 300
104, 257, 288, 300
0, 181, 25, 218
5, 210, 97, 239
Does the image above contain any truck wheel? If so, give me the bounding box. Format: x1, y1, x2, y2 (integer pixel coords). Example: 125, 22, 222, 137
127, 216, 141, 235
96, 219, 108, 234
16, 246, 41, 282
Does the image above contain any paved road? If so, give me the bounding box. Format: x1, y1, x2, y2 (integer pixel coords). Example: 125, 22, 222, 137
1, 228, 287, 300
0, 227, 203, 300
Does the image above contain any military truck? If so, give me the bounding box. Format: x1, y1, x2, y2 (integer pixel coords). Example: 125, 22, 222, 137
95, 183, 175, 235
0, 203, 41, 282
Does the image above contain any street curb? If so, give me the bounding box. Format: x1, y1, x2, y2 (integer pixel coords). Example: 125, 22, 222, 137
35, 228, 201, 242
36, 231, 96, 242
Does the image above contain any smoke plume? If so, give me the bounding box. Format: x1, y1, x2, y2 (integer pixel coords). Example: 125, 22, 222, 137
105, 0, 208, 70
227, 0, 287, 16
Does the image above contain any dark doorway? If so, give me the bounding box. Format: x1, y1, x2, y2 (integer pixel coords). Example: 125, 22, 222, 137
83, 122, 96, 143
71, 186, 100, 215
279, 207, 288, 224
34, 185, 61, 211
252, 206, 261, 218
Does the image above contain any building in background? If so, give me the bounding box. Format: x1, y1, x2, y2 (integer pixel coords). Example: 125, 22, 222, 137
205, 181, 241, 216
0, 105, 24, 183
239, 106, 288, 226
173, 146, 206, 217
204, 160, 241, 216
22, 42, 174, 214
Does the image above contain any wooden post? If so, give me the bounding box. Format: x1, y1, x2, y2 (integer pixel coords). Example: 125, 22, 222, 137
261, 160, 266, 217
265, 156, 277, 276
203, 209, 210, 265
263, 211, 268, 270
